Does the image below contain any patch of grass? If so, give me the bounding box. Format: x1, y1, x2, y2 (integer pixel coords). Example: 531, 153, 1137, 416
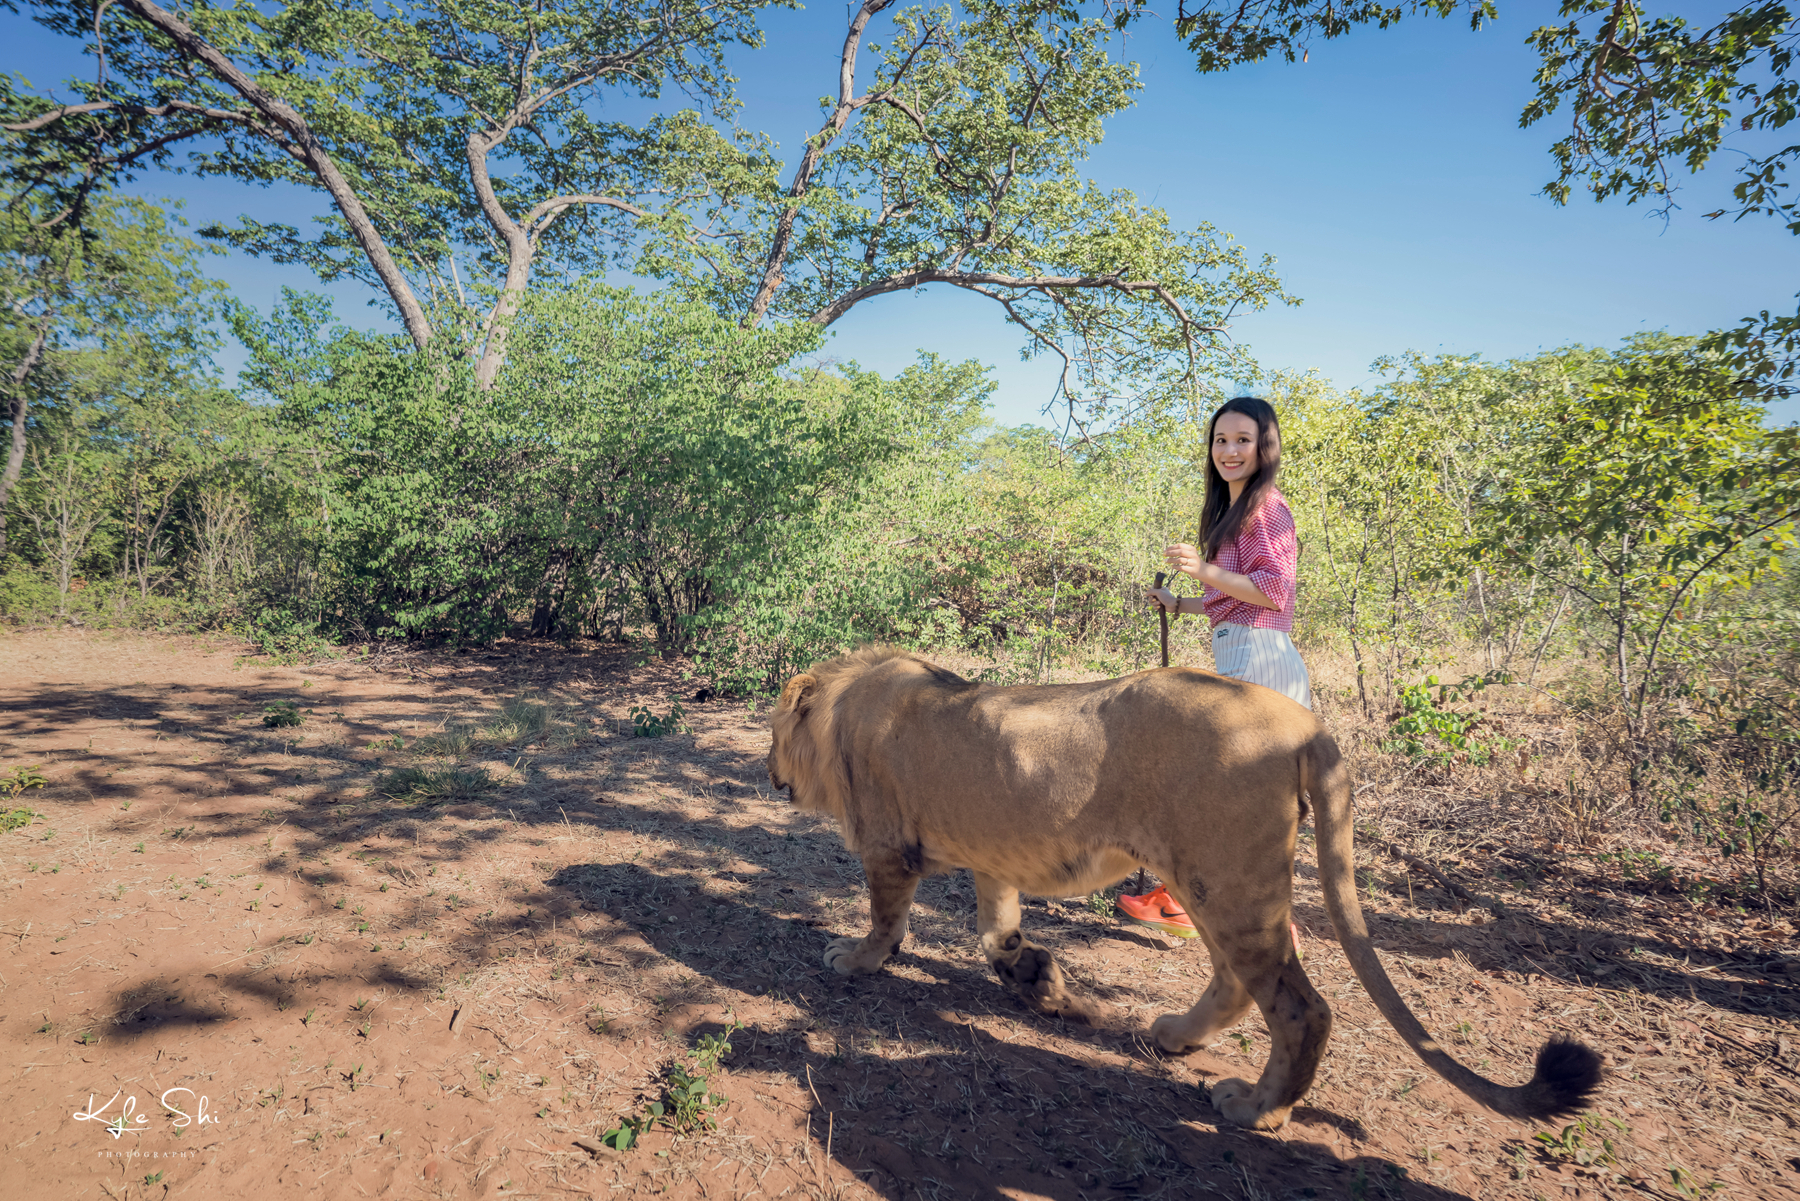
1533, 1115, 1627, 1168
417, 694, 581, 757
263, 701, 304, 729
484, 695, 553, 744
413, 727, 475, 757
375, 765, 497, 805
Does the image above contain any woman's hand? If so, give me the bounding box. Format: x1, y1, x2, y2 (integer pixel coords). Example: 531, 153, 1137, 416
1145, 586, 1178, 613
1165, 543, 1202, 579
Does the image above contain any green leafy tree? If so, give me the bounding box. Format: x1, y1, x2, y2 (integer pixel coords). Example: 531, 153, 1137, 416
2, 194, 224, 567
6, 0, 1290, 414
267, 280, 908, 647
1474, 352, 1800, 756
5, 0, 776, 384
714, 0, 1291, 429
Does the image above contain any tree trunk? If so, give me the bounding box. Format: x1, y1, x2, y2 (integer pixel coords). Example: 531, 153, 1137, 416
0, 324, 49, 563
120, 0, 435, 352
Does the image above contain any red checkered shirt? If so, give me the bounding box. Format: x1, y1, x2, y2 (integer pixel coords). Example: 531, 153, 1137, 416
1199, 488, 1299, 632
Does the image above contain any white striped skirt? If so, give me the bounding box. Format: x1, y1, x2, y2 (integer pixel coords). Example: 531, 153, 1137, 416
1211, 622, 1313, 710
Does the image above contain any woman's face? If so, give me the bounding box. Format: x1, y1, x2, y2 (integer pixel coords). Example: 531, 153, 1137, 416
1211, 412, 1261, 486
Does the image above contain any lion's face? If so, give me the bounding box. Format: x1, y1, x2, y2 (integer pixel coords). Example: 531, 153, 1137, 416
766, 672, 819, 805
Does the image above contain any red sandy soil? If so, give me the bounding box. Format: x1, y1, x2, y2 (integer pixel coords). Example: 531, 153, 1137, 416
1, 629, 1797, 1201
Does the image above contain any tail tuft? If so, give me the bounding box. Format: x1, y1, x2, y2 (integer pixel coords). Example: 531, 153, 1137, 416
1506, 1036, 1603, 1121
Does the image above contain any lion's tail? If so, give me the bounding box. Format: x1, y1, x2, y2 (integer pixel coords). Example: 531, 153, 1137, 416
1303, 734, 1602, 1121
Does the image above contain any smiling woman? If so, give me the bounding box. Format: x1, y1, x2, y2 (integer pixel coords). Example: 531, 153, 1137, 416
1147, 396, 1310, 708
1123, 395, 1309, 939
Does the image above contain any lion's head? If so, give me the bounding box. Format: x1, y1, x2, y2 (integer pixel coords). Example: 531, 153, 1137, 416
767, 646, 918, 830
766, 671, 820, 804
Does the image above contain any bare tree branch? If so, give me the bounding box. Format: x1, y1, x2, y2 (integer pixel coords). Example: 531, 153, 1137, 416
744, 0, 900, 326
111, 0, 435, 351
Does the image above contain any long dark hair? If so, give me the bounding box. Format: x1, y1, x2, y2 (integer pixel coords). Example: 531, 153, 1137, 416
1199, 396, 1282, 561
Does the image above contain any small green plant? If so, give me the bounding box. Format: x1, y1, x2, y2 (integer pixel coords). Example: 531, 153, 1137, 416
628, 701, 690, 738
77, 1031, 98, 1045
132, 842, 144, 853
263, 701, 304, 729
302, 1008, 316, 1025
2, 764, 47, 805
1533, 1115, 1627, 1167
1, 806, 40, 832
1666, 1164, 1725, 1198
599, 1108, 658, 1151
334, 897, 347, 910
597, 1023, 739, 1149
144, 1171, 164, 1186
243, 607, 336, 664
1381, 674, 1519, 767
1085, 891, 1112, 917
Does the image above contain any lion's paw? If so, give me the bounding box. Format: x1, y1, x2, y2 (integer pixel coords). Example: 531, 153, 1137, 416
1209, 1078, 1287, 1131
1150, 1012, 1205, 1055
822, 936, 888, 976
995, 942, 1106, 1022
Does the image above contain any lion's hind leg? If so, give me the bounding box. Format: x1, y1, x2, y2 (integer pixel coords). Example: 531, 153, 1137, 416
824, 849, 919, 976
972, 872, 1103, 1022
1150, 927, 1256, 1055
1203, 919, 1333, 1132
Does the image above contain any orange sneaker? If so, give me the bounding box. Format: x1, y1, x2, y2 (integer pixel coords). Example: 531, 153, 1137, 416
1114, 885, 1198, 939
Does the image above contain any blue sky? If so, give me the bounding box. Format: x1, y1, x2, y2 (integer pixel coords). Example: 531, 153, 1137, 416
7, 4, 1797, 425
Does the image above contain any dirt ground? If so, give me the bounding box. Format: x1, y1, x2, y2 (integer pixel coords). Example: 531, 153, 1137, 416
2, 629, 1797, 1201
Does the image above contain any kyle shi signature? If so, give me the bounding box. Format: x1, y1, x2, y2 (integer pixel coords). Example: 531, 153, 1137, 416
73, 1089, 220, 1138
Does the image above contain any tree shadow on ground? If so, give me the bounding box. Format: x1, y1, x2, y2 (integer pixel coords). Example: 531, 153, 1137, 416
551, 860, 1474, 1201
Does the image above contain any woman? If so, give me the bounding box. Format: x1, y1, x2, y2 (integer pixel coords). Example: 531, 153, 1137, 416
1116, 395, 1312, 940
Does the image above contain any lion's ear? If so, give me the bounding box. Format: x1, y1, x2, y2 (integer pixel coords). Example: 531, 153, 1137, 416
777, 673, 818, 713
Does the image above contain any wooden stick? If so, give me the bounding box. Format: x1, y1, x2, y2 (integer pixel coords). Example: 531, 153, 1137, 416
1154, 571, 1169, 668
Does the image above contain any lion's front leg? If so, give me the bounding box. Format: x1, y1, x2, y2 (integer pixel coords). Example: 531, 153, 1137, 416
823, 848, 919, 976
973, 872, 1102, 1022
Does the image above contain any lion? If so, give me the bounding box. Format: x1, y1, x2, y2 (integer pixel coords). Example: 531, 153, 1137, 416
764, 646, 1601, 1132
